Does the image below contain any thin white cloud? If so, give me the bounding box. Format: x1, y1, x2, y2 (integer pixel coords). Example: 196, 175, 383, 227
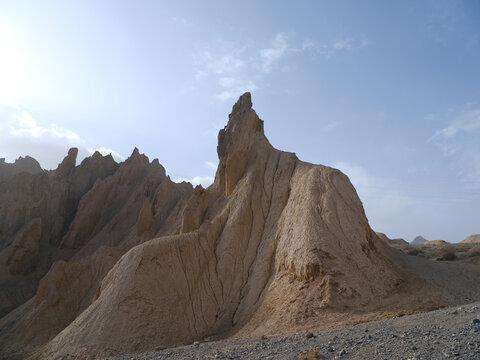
194, 33, 369, 102
205, 161, 217, 170
195, 49, 245, 75
259, 33, 289, 72
430, 106, 480, 189
88, 147, 126, 162
305, 36, 370, 59
0, 100, 123, 169
216, 80, 257, 101
174, 175, 214, 188
432, 108, 480, 139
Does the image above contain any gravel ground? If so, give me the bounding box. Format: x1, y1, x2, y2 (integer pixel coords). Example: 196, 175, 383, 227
102, 301, 480, 360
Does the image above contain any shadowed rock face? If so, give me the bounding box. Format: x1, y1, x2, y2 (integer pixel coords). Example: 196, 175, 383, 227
0, 93, 449, 360
0, 147, 193, 358
0, 148, 120, 318
0, 156, 43, 182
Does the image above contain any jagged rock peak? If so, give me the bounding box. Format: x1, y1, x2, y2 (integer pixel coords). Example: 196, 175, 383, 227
126, 147, 148, 164
57, 147, 78, 176
230, 91, 252, 117
218, 93, 265, 159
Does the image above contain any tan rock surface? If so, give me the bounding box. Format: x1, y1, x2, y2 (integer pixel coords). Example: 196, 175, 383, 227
0, 148, 192, 359
0, 149, 119, 318
26, 93, 449, 360
462, 234, 480, 243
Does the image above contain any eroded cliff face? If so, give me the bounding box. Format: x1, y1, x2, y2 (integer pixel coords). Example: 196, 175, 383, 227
0, 149, 119, 318
0, 148, 193, 359
3, 93, 449, 360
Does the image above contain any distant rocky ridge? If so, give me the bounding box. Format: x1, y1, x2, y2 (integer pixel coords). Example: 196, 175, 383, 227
411, 235, 428, 245
0, 93, 457, 360
0, 156, 43, 182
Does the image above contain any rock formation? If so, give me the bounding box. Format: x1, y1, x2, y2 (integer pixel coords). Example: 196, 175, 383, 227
411, 235, 428, 245
0, 156, 42, 182
376, 232, 409, 247
462, 234, 480, 244
0, 148, 119, 318
0, 93, 451, 360
0, 147, 193, 359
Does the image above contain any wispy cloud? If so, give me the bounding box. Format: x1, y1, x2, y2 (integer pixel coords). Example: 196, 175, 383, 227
0, 100, 124, 169
194, 48, 245, 75
430, 105, 480, 188
173, 160, 218, 188
88, 147, 125, 162
259, 33, 289, 72
301, 35, 370, 60
216, 79, 257, 101
432, 108, 480, 139
205, 160, 217, 170
194, 32, 369, 102
174, 175, 214, 187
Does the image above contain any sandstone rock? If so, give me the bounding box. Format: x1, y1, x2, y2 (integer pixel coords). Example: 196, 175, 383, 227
0, 148, 193, 359
0, 149, 119, 318
25, 93, 449, 360
462, 234, 480, 244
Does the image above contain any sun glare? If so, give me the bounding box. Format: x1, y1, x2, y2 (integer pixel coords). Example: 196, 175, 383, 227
0, 28, 30, 100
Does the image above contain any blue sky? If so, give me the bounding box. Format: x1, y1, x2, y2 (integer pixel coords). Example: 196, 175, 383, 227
0, 0, 479, 242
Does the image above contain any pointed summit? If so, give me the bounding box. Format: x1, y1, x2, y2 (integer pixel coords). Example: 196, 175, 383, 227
216, 93, 269, 195
230, 92, 252, 117
57, 148, 78, 176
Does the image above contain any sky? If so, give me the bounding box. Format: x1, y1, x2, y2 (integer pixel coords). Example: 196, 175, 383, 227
0, 0, 479, 242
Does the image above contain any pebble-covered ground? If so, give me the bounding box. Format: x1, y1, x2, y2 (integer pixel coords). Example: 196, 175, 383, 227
103, 301, 480, 360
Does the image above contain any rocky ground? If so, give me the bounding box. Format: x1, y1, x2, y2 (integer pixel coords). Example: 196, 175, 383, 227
103, 301, 480, 360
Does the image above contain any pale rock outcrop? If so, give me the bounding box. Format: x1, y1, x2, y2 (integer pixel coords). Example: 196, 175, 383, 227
462, 234, 480, 244
30, 93, 449, 360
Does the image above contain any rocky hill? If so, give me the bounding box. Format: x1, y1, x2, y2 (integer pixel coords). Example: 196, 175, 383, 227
462, 234, 480, 244
0, 93, 457, 360
0, 156, 42, 182
411, 235, 428, 245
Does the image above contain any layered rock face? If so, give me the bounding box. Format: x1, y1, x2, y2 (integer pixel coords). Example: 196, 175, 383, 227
0, 148, 193, 359
0, 93, 449, 360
